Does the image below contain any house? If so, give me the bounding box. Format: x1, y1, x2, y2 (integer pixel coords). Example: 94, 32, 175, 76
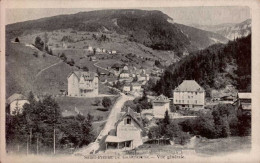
67, 71, 98, 97
112, 50, 117, 54
173, 80, 205, 110
102, 48, 106, 53
219, 95, 236, 104
237, 93, 251, 112
152, 94, 170, 118
137, 74, 149, 82
88, 46, 93, 52
90, 56, 97, 61
105, 108, 145, 150
183, 50, 189, 56
119, 69, 130, 78
111, 63, 124, 72
131, 83, 142, 92
6, 93, 29, 115
123, 84, 131, 93
96, 48, 102, 53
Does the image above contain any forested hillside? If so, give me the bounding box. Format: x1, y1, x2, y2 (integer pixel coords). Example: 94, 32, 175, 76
152, 34, 251, 97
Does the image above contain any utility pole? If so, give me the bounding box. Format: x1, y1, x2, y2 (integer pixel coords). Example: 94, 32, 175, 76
37, 135, 39, 155
53, 128, 56, 155
29, 128, 32, 145
27, 136, 29, 155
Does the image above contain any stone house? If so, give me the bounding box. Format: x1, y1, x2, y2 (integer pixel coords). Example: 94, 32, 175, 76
6, 93, 29, 115
152, 94, 170, 118
67, 71, 98, 97
173, 80, 205, 110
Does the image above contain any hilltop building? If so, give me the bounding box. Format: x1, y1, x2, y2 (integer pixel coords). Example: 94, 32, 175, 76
173, 80, 205, 110
105, 108, 145, 150
67, 71, 98, 97
152, 94, 170, 118
6, 93, 29, 115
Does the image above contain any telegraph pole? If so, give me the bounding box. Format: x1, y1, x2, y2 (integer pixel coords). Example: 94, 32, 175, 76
53, 128, 56, 155
37, 135, 39, 155
26, 136, 29, 155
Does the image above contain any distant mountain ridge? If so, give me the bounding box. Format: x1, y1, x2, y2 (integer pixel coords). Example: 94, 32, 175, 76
7, 9, 232, 52
190, 19, 251, 40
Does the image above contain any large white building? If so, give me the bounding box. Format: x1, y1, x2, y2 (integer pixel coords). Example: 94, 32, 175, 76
152, 94, 170, 118
173, 80, 205, 110
67, 71, 98, 97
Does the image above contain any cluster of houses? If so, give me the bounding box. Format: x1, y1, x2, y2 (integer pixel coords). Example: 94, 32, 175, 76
87, 45, 117, 54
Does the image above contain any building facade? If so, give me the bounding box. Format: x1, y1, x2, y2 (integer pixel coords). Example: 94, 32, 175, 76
153, 94, 170, 118
67, 71, 98, 97
173, 80, 205, 110
105, 108, 144, 150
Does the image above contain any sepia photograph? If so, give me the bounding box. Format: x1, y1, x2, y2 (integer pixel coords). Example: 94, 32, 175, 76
1, 0, 260, 162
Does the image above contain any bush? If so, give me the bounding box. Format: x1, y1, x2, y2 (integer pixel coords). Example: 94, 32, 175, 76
35, 36, 44, 51
15, 37, 20, 43
33, 51, 38, 58
102, 97, 112, 108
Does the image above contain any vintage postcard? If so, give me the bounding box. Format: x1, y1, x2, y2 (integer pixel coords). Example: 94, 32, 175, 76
1, 0, 260, 162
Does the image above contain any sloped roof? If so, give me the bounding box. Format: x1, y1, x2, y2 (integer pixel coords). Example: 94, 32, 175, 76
153, 94, 169, 103
105, 135, 133, 143
115, 107, 144, 131
174, 80, 204, 92
238, 93, 251, 99
7, 93, 28, 105
68, 71, 98, 80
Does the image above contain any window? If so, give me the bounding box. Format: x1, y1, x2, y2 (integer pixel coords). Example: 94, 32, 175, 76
127, 118, 131, 124
195, 92, 197, 95
195, 100, 197, 104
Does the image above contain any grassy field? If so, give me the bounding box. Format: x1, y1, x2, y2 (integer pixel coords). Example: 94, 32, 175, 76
195, 136, 251, 156
6, 41, 61, 97
55, 96, 119, 120
133, 136, 251, 157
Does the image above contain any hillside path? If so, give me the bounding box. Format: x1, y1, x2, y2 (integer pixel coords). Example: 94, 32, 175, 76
34, 60, 63, 79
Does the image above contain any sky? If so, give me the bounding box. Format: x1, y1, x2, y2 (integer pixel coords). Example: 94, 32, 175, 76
6, 6, 251, 26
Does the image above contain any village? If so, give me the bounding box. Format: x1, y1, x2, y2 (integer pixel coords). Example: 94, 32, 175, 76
5, 8, 252, 158
6, 39, 252, 154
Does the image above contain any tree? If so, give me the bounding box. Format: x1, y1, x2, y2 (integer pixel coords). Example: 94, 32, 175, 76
163, 110, 170, 125
15, 37, 20, 43
35, 36, 44, 51
82, 66, 89, 72
44, 32, 49, 49
102, 97, 112, 108
60, 53, 67, 62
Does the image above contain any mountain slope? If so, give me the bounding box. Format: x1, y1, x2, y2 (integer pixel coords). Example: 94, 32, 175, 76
175, 23, 229, 50
190, 19, 251, 40
7, 9, 232, 53
152, 34, 251, 97
7, 9, 195, 52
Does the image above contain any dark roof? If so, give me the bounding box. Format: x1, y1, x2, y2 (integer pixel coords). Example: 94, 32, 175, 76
174, 80, 204, 92
68, 71, 98, 80
115, 107, 144, 131
153, 94, 169, 103
7, 93, 28, 105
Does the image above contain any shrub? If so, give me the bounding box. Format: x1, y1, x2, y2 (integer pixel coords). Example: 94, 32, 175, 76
33, 51, 38, 57
102, 97, 112, 108
35, 36, 44, 51
15, 37, 20, 43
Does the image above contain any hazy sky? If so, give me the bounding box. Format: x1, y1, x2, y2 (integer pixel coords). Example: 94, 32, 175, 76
6, 6, 251, 25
